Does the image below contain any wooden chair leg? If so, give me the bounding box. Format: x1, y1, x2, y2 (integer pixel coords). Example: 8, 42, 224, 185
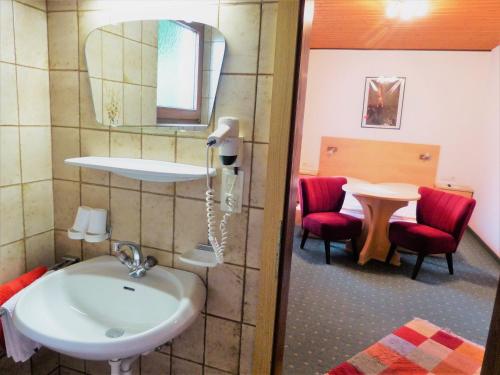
324, 240, 331, 264
351, 238, 358, 261
300, 229, 309, 249
412, 253, 426, 280
385, 243, 397, 264
446, 253, 454, 275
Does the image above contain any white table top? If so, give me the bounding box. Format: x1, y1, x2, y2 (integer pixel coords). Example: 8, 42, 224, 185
342, 182, 421, 202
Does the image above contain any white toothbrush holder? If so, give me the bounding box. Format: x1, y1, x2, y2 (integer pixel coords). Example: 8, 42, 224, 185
67, 206, 92, 240
84, 208, 110, 243
67, 206, 110, 242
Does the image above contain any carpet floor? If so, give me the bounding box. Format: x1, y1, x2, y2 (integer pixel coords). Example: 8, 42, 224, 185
283, 229, 499, 375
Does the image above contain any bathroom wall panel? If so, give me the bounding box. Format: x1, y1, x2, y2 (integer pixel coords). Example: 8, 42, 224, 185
47, 0, 278, 374
0, 0, 56, 313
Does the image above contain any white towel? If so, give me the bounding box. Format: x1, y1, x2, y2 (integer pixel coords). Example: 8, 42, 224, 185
1, 271, 52, 362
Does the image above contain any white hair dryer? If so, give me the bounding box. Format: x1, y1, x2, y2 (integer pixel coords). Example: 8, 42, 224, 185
179, 117, 244, 267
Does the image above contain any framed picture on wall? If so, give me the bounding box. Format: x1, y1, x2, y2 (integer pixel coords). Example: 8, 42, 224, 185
361, 77, 406, 129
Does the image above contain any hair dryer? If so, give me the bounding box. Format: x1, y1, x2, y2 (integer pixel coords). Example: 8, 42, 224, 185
207, 117, 241, 167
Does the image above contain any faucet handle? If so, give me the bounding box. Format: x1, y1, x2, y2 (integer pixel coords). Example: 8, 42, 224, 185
143, 256, 158, 271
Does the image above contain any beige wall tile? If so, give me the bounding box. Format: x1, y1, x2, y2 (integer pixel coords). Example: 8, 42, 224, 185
0, 240, 25, 283
123, 39, 141, 84
82, 239, 109, 260
141, 193, 173, 251
239, 324, 256, 375
81, 183, 109, 210
0, 0, 15, 63
246, 208, 263, 269
243, 268, 259, 325
102, 23, 122, 36
52, 127, 80, 181
259, 3, 277, 74
50, 70, 80, 127
54, 229, 81, 260
219, 4, 260, 74
124, 21, 141, 42
102, 32, 123, 81
176, 138, 210, 199
17, 66, 50, 125
172, 357, 202, 375
141, 44, 157, 86
207, 264, 244, 321
47, 0, 77, 11
250, 143, 268, 207
0, 185, 24, 245
219, 206, 248, 266
23, 180, 54, 236
53, 179, 78, 231
172, 313, 205, 363
215, 75, 256, 141
142, 246, 172, 267
140, 351, 170, 375
174, 197, 207, 254
0, 63, 18, 125
81, 129, 110, 185
48, 11, 78, 69
20, 127, 52, 183
141, 135, 175, 195
110, 131, 140, 189
110, 188, 140, 243
25, 230, 55, 270
205, 316, 241, 373
0, 127, 21, 186
13, 2, 48, 69
254, 75, 273, 143
176, 137, 208, 167
123, 83, 141, 126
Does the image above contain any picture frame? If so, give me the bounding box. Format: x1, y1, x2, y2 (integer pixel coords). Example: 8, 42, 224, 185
361, 77, 406, 129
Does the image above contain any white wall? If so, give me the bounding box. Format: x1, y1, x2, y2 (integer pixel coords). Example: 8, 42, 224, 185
301, 49, 499, 254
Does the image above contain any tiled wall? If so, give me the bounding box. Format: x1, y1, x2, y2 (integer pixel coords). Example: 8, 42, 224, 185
0, 0, 59, 373
47, 0, 277, 374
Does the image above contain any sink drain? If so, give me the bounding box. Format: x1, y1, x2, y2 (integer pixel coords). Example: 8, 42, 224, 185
105, 328, 125, 338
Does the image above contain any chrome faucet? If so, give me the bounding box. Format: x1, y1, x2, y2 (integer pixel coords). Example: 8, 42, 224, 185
111, 241, 158, 278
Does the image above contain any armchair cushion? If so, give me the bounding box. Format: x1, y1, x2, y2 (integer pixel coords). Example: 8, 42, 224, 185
417, 187, 476, 241
389, 221, 457, 254
299, 177, 347, 217
304, 212, 362, 240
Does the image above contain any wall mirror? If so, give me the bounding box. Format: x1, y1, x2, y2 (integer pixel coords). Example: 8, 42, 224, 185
85, 20, 226, 130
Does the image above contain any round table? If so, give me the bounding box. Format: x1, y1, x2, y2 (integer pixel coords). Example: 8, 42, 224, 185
342, 182, 420, 265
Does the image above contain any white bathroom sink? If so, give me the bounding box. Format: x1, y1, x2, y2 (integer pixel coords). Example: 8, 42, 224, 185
13, 256, 206, 361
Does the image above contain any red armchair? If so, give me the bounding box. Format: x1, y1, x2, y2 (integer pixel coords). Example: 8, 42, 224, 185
386, 187, 476, 279
299, 177, 363, 264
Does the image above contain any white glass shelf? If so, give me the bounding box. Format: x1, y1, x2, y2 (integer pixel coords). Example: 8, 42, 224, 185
65, 157, 215, 183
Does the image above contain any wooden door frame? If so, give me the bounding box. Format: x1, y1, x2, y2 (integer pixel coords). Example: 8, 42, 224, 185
252, 0, 314, 373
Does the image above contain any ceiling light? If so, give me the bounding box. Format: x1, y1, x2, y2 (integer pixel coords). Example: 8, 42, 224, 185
386, 0, 429, 21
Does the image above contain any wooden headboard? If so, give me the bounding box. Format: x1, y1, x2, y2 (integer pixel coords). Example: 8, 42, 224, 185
318, 137, 440, 186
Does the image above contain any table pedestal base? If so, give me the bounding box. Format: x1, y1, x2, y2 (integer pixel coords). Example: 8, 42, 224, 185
354, 195, 408, 266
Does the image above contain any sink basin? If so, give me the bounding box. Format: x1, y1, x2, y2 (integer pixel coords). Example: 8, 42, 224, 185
13, 256, 206, 360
